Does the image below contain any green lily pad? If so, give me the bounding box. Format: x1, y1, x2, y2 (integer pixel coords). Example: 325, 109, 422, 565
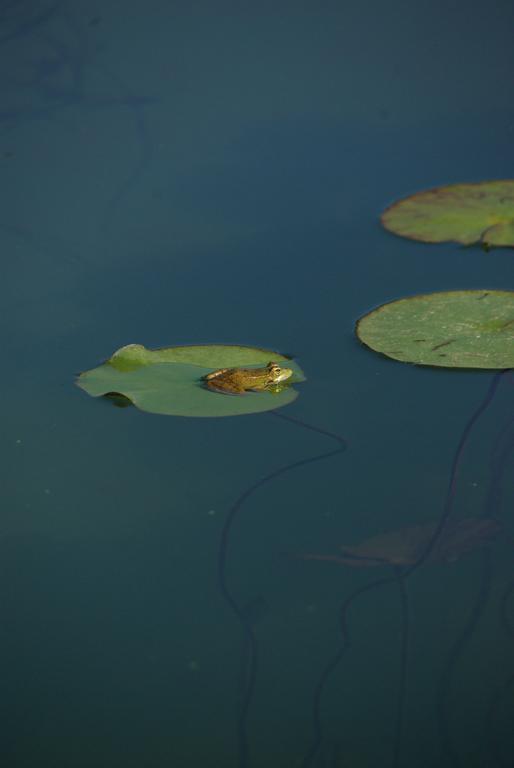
76, 344, 306, 417
356, 290, 514, 369
381, 180, 514, 247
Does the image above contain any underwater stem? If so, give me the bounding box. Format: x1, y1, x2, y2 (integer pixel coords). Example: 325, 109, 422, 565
302, 370, 507, 767
217, 410, 347, 768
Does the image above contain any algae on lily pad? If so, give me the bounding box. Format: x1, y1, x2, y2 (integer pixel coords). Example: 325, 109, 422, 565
381, 180, 514, 247
356, 290, 514, 369
76, 344, 305, 417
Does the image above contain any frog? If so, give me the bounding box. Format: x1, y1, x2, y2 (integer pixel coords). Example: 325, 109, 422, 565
202, 361, 293, 395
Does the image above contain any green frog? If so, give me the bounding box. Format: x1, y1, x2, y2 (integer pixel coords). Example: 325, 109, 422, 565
203, 361, 293, 395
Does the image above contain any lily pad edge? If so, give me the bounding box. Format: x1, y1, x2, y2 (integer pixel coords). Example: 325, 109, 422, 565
381, 178, 514, 248
355, 288, 514, 371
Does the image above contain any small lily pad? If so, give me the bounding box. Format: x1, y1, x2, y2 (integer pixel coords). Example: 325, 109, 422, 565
356, 290, 514, 369
381, 180, 514, 247
77, 344, 305, 417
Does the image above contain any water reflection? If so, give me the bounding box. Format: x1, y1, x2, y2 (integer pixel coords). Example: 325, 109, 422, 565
0, 3, 155, 234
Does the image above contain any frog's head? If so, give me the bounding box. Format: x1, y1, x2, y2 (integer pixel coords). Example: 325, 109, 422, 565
266, 361, 293, 384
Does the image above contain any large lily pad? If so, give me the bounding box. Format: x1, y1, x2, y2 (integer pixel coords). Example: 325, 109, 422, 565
356, 290, 514, 369
76, 344, 305, 417
381, 180, 514, 247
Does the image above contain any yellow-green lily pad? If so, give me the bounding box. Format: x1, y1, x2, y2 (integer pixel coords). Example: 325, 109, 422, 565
76, 344, 305, 417
381, 180, 514, 247
356, 290, 514, 369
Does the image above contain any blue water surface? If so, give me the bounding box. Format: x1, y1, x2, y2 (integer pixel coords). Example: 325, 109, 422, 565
2, 1, 514, 766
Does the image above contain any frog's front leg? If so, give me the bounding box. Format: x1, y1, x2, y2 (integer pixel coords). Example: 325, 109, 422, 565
259, 382, 290, 395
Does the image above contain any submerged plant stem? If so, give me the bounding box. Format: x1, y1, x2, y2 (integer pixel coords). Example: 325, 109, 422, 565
392, 568, 409, 768
302, 370, 507, 767
217, 410, 347, 768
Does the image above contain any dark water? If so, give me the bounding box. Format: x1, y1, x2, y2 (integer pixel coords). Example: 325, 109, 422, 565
2, 1, 514, 766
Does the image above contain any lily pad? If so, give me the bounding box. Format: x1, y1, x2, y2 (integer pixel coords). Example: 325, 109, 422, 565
76, 344, 305, 418
381, 180, 514, 247
355, 290, 514, 369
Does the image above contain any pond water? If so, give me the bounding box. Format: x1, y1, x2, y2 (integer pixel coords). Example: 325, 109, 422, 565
2, 1, 514, 766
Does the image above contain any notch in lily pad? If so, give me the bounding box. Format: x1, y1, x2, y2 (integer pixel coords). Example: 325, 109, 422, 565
76, 344, 306, 417
381, 180, 514, 248
356, 290, 514, 369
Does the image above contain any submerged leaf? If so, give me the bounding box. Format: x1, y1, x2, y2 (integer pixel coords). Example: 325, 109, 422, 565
298, 519, 502, 569
356, 290, 514, 369
381, 180, 514, 247
77, 344, 305, 418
